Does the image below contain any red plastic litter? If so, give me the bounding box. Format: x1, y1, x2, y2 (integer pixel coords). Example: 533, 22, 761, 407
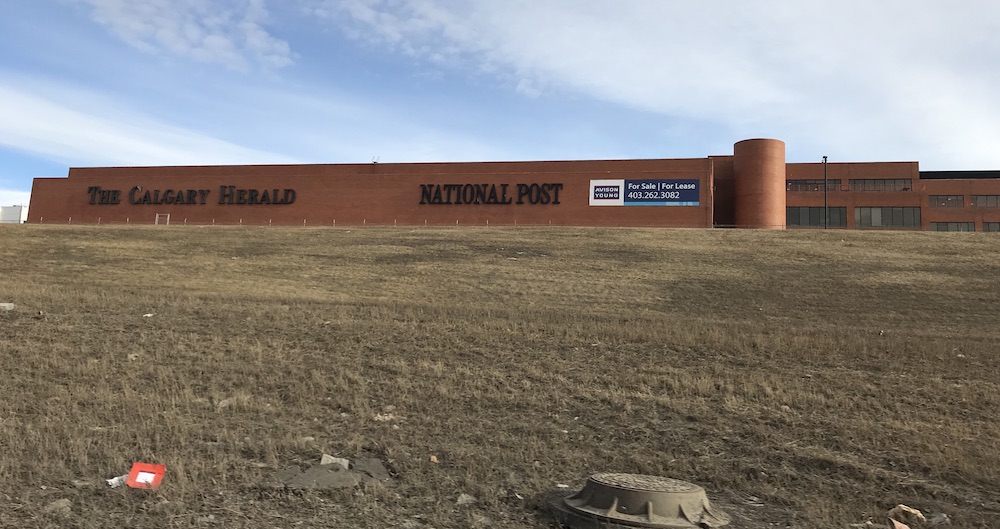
126, 462, 166, 490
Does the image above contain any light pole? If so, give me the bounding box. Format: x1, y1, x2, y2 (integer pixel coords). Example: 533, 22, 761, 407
823, 156, 829, 229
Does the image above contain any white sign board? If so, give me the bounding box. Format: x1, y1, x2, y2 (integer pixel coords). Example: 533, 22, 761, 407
0, 205, 27, 223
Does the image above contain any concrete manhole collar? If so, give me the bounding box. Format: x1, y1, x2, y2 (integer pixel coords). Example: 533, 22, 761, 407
554, 473, 730, 529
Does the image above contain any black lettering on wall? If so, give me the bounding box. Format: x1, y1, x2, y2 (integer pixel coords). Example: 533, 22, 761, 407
86, 186, 122, 205
422, 182, 559, 206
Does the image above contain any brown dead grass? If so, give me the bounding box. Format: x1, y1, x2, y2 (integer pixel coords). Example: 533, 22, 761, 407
0, 225, 998, 528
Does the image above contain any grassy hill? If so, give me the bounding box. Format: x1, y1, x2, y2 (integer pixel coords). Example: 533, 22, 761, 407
1, 225, 998, 528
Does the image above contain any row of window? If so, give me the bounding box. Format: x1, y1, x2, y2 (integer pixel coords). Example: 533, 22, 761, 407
930, 222, 975, 232
934, 222, 1000, 232
972, 195, 1000, 207
789, 186, 1000, 209
788, 207, 1000, 231
929, 195, 1000, 208
786, 179, 913, 192
921, 222, 1000, 232
786, 179, 841, 191
855, 207, 921, 227
849, 179, 912, 191
929, 195, 963, 207
786, 207, 847, 227
788, 207, 920, 228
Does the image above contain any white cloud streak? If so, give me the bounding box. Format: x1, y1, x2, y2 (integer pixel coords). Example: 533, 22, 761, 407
75, 0, 293, 70
308, 0, 1000, 168
0, 80, 300, 167
0, 189, 31, 208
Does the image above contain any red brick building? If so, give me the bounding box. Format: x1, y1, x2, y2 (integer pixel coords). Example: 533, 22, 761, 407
26, 139, 1000, 231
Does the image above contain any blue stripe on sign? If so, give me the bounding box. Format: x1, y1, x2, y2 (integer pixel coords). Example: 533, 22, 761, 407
626, 202, 700, 206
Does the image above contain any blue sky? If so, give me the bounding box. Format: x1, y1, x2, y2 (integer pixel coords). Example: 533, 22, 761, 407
3, 1, 1000, 207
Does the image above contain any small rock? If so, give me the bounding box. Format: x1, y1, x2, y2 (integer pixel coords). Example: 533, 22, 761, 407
0, 303, 14, 311
299, 436, 316, 443
927, 513, 952, 526
780, 405, 792, 412
888, 504, 926, 525
285, 465, 360, 490
215, 396, 248, 410
127, 353, 140, 362
71, 479, 91, 489
456, 493, 477, 506
320, 454, 349, 470
44, 498, 71, 516
352, 458, 391, 481
429, 455, 439, 464
197, 513, 216, 523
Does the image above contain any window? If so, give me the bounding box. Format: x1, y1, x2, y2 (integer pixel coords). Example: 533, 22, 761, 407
786, 207, 847, 227
853, 207, 921, 228
971, 195, 1000, 208
985, 222, 1000, 232
929, 195, 964, 208
786, 179, 841, 192
849, 179, 912, 191
930, 222, 975, 232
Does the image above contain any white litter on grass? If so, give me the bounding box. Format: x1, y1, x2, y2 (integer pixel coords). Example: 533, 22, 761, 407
106, 474, 127, 488
320, 454, 350, 470
456, 493, 477, 506
0, 303, 15, 311
142, 313, 155, 318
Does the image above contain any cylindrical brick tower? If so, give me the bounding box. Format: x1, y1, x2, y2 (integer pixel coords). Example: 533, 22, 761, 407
733, 138, 786, 229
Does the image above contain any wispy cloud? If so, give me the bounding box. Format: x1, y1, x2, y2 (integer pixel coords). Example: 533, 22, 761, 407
0, 188, 31, 207
308, 0, 1000, 168
0, 79, 300, 167
74, 0, 294, 70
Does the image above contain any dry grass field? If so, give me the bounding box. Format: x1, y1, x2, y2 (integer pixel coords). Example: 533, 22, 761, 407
1, 225, 998, 529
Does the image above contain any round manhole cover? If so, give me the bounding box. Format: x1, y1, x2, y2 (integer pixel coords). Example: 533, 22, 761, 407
590, 474, 703, 494
554, 473, 730, 529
